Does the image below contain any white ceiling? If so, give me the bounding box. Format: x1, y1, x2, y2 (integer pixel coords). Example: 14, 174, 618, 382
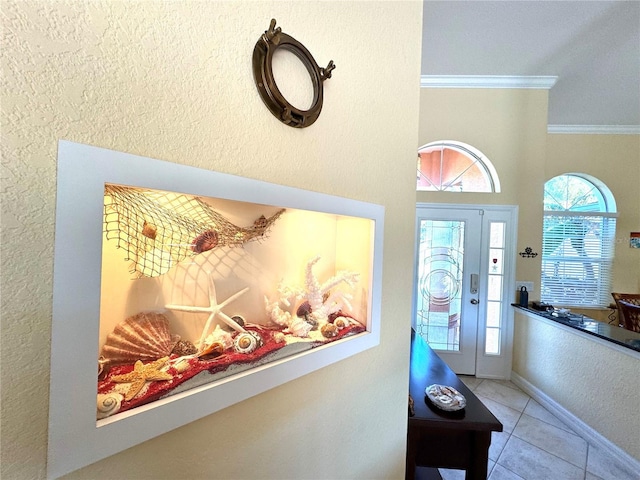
421, 1, 640, 130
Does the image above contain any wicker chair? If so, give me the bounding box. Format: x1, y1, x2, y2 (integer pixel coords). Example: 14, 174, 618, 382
616, 301, 640, 333
611, 293, 640, 332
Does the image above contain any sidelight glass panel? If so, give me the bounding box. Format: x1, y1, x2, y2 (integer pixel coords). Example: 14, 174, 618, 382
416, 219, 464, 351
485, 221, 505, 355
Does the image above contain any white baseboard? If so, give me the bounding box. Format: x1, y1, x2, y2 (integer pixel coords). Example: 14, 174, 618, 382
510, 371, 640, 471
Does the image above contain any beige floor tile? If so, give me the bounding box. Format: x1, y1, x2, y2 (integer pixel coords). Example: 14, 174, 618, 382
475, 380, 530, 412
522, 398, 575, 434
586, 443, 640, 480
477, 394, 523, 433
512, 413, 588, 469
497, 436, 584, 479
489, 430, 510, 462
489, 463, 525, 480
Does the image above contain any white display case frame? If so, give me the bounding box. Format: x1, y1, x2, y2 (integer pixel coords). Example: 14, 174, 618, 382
48, 140, 384, 479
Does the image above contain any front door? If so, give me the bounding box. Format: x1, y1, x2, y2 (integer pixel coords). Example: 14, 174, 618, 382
413, 204, 517, 378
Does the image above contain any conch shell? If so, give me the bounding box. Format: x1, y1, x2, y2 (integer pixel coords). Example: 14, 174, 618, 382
286, 316, 313, 338
101, 311, 180, 366
201, 324, 233, 351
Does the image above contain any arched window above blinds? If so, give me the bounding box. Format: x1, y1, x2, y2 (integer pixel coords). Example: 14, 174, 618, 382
417, 141, 500, 193
541, 174, 617, 307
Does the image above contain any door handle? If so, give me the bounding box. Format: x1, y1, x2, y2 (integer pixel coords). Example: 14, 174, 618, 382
470, 274, 478, 294
470, 298, 479, 305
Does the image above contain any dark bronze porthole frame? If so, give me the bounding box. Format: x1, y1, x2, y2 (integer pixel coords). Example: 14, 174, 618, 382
252, 19, 335, 128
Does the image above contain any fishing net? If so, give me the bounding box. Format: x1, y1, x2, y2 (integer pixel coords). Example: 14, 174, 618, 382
104, 184, 285, 278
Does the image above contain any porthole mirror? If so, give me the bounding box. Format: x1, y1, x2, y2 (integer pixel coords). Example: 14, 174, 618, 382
252, 19, 335, 128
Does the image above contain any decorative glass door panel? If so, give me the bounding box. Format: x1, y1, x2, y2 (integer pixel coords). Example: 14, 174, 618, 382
414, 208, 482, 374
416, 220, 464, 351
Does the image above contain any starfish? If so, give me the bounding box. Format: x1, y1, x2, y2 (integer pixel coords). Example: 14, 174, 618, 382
165, 272, 248, 353
110, 357, 173, 401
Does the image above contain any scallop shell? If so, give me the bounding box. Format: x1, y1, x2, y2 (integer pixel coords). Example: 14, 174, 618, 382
233, 331, 263, 354
97, 393, 123, 419
101, 311, 180, 366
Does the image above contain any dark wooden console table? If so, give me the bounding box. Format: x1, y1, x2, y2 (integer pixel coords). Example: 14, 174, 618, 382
407, 330, 502, 480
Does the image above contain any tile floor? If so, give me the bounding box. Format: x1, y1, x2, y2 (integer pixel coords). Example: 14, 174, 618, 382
437, 377, 639, 480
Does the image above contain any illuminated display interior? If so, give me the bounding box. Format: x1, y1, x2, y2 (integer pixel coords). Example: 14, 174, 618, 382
97, 183, 375, 422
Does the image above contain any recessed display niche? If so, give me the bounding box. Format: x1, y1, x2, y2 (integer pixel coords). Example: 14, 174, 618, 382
48, 141, 384, 479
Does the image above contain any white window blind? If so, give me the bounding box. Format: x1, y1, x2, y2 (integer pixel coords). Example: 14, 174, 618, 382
541, 212, 616, 307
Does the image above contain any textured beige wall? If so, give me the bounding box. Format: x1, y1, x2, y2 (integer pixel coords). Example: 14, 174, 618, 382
1, 1, 423, 479
513, 310, 640, 460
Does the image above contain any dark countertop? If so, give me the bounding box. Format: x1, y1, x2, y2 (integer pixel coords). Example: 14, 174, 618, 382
513, 304, 640, 353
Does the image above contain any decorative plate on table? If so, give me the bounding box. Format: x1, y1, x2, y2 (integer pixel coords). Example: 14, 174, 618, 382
425, 384, 466, 411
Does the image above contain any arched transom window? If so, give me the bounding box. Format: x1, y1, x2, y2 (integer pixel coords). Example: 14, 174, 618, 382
417, 141, 501, 193
541, 173, 617, 307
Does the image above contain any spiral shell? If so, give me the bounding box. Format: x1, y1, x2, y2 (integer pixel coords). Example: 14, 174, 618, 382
101, 311, 180, 366
233, 331, 263, 354
321, 323, 338, 338
334, 316, 351, 330
97, 393, 124, 419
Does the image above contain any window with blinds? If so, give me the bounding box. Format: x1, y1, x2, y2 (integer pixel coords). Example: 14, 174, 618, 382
541, 175, 617, 307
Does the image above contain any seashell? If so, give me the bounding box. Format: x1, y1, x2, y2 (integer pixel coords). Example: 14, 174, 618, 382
198, 341, 224, 359
101, 311, 180, 366
287, 316, 313, 338
173, 357, 192, 373
296, 300, 312, 318
233, 331, 263, 354
98, 356, 107, 377
97, 393, 124, 419
203, 325, 234, 351
334, 316, 351, 330
192, 229, 219, 253
253, 215, 268, 228
273, 332, 286, 343
171, 339, 197, 357
231, 315, 245, 328
141, 221, 157, 240
321, 323, 338, 338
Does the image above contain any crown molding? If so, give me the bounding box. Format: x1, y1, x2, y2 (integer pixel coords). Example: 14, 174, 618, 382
547, 125, 640, 135
420, 75, 558, 89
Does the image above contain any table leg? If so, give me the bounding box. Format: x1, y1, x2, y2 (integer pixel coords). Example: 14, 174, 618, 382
465, 431, 492, 480
406, 428, 419, 480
